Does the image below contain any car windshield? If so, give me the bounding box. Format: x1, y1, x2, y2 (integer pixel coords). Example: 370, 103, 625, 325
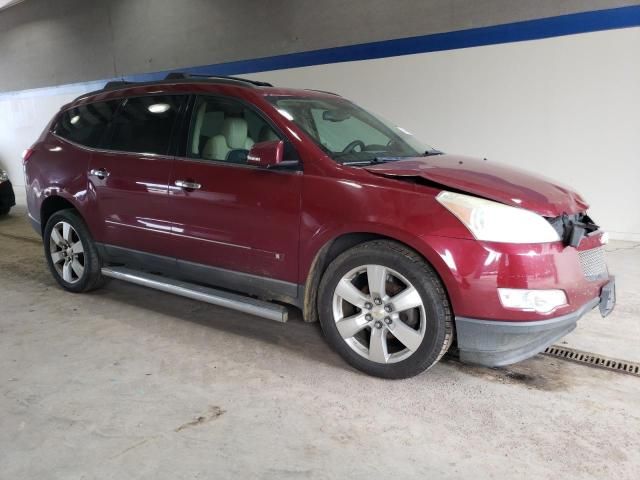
266, 96, 435, 163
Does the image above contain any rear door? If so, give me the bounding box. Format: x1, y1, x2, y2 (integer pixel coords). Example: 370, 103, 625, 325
168, 95, 302, 293
88, 94, 187, 261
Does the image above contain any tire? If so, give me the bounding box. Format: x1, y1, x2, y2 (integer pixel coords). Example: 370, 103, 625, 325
43, 209, 106, 293
0, 206, 10, 216
318, 240, 453, 379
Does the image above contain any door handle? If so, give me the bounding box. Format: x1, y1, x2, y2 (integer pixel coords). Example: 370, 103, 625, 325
174, 179, 202, 190
89, 168, 110, 179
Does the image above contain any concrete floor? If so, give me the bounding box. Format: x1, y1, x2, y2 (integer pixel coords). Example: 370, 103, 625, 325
1, 203, 639, 479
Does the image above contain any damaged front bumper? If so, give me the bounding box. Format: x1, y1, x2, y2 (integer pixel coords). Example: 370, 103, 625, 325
455, 279, 615, 367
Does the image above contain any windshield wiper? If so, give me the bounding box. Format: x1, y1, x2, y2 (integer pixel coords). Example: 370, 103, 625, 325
342, 153, 441, 165
374, 156, 409, 161
341, 159, 378, 166
341, 156, 406, 166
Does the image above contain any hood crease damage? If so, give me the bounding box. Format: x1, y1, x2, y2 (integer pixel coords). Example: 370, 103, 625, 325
364, 154, 589, 218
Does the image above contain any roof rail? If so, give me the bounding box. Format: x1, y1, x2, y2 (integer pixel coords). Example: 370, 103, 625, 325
164, 72, 273, 87
78, 73, 273, 104
305, 88, 341, 96
103, 80, 134, 90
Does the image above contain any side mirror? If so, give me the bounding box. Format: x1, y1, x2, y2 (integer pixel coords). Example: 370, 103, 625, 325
247, 140, 284, 168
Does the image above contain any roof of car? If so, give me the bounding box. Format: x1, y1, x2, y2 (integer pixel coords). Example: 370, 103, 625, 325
67, 72, 341, 109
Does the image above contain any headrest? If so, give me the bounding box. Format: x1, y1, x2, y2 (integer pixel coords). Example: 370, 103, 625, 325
258, 124, 279, 142
222, 117, 249, 149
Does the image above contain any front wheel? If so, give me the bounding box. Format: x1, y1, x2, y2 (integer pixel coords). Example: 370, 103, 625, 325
318, 240, 453, 379
43, 209, 106, 293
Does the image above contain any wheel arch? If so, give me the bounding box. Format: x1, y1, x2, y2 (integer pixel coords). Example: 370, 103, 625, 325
301, 231, 454, 323
40, 194, 82, 235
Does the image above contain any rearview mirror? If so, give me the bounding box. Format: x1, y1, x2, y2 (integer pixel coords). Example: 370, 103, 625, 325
247, 140, 284, 168
322, 109, 351, 122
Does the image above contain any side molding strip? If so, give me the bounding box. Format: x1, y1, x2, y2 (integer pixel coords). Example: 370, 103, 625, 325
101, 266, 288, 323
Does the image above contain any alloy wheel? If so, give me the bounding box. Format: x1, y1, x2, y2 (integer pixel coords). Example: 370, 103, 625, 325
49, 221, 85, 284
332, 264, 427, 364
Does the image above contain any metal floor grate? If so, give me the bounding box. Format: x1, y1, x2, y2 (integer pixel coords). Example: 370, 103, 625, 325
543, 345, 640, 377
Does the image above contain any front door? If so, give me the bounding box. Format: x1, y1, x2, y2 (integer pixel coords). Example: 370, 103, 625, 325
168, 95, 302, 296
88, 94, 186, 259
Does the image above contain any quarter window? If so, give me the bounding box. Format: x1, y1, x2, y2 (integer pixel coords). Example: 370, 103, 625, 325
107, 95, 185, 155
54, 100, 120, 148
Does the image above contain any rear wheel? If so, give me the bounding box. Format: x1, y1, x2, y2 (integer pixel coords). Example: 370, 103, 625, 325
318, 240, 453, 379
44, 209, 105, 292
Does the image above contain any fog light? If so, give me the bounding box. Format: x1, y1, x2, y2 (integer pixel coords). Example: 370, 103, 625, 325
498, 288, 567, 314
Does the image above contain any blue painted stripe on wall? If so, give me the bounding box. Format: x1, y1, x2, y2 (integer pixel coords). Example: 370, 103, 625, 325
2, 5, 639, 99
169, 5, 640, 77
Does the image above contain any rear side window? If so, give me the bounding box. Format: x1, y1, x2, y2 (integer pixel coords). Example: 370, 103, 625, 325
54, 100, 120, 148
107, 95, 185, 155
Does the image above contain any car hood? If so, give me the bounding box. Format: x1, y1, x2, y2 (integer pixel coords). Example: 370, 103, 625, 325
364, 155, 588, 217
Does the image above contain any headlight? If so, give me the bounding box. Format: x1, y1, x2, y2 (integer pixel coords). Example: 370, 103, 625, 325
498, 288, 567, 314
0, 169, 8, 182
436, 191, 560, 243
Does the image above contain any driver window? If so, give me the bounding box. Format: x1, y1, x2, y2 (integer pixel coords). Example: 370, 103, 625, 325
311, 108, 389, 152
188, 96, 280, 164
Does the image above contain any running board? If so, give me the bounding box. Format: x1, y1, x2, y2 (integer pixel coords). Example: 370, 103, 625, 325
101, 267, 288, 322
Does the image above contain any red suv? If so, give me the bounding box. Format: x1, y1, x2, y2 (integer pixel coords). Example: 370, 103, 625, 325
24, 73, 615, 378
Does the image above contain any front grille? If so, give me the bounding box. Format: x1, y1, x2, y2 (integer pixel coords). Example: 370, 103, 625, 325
578, 246, 607, 281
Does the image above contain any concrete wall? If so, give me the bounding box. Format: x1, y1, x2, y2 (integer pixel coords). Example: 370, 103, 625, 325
1, 0, 638, 92
1, 0, 639, 240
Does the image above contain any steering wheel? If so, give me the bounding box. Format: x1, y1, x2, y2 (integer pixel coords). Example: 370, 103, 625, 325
342, 140, 365, 154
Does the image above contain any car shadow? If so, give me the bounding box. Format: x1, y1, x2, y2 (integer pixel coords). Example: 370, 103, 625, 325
0, 204, 27, 224
89, 279, 349, 371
